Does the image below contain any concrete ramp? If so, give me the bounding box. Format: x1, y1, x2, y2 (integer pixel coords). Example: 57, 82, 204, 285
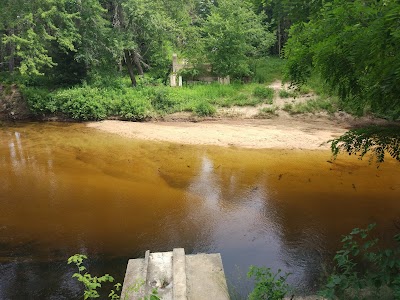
121, 248, 230, 300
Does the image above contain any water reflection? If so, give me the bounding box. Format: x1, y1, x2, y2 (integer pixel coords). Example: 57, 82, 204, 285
0, 123, 399, 299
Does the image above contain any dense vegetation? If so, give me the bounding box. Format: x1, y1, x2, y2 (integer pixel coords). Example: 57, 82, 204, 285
1, 0, 399, 298
1, 0, 399, 124
285, 0, 400, 120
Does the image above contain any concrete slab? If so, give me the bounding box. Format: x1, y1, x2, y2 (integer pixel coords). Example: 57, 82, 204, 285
185, 253, 229, 300
173, 248, 187, 300
121, 249, 230, 300
121, 250, 149, 299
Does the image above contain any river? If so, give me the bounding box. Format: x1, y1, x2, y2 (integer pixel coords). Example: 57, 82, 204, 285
0, 122, 399, 299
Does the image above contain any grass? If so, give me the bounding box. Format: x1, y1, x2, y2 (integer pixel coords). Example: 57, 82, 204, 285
22, 79, 280, 120
252, 57, 286, 84
282, 97, 337, 115
255, 106, 279, 118
279, 89, 296, 98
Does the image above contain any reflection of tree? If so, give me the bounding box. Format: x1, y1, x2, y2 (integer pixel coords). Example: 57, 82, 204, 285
1, 125, 400, 298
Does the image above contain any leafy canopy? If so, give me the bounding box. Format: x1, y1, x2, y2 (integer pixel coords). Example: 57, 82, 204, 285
202, 0, 275, 78
284, 0, 400, 120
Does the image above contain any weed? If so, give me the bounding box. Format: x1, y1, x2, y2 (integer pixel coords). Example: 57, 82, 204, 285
255, 106, 279, 118
247, 266, 291, 300
194, 102, 216, 116
149, 88, 176, 113
281, 97, 337, 115
282, 103, 293, 112
252, 86, 274, 104
319, 224, 400, 300
278, 89, 296, 99
68, 254, 116, 299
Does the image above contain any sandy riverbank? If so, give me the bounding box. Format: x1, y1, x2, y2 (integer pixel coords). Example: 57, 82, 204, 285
87, 114, 387, 150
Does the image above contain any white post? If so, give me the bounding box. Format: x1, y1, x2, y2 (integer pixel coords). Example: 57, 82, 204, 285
170, 74, 177, 87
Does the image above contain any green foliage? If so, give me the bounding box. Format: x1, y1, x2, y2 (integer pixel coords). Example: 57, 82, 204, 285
279, 90, 293, 99
193, 102, 216, 117
21, 87, 57, 115
116, 92, 152, 121
202, 0, 275, 78
330, 126, 400, 163
252, 86, 274, 103
247, 266, 291, 300
149, 88, 176, 113
68, 254, 160, 300
54, 87, 108, 121
319, 224, 400, 300
2, 0, 80, 76
252, 57, 286, 84
284, 0, 400, 120
287, 97, 337, 115
68, 254, 117, 300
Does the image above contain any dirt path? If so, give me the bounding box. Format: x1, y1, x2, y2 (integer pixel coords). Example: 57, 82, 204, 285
87, 116, 371, 150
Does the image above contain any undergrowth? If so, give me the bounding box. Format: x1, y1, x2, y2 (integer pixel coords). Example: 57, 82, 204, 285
21, 80, 281, 120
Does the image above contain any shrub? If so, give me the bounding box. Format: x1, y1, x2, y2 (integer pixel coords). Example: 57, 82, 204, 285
255, 106, 278, 118
247, 266, 291, 300
118, 95, 152, 120
252, 86, 274, 104
319, 224, 400, 300
282, 103, 293, 112
194, 102, 216, 116
54, 87, 108, 120
149, 88, 176, 113
279, 89, 297, 99
21, 87, 57, 115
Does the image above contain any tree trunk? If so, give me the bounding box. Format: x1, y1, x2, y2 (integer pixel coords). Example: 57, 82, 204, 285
7, 28, 15, 72
124, 50, 137, 87
0, 33, 4, 72
278, 22, 281, 57
132, 51, 144, 77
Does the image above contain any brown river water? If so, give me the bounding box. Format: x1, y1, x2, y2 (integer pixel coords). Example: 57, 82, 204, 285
0, 122, 399, 299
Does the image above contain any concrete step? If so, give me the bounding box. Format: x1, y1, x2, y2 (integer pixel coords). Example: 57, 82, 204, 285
121, 248, 229, 300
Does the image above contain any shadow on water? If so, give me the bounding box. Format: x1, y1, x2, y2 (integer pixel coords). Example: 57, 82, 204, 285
0, 122, 399, 299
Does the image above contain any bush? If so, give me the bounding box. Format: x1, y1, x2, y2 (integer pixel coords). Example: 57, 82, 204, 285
247, 266, 291, 300
319, 224, 400, 300
54, 87, 108, 120
118, 95, 152, 120
252, 86, 274, 104
149, 88, 176, 113
194, 102, 216, 116
21, 87, 57, 115
279, 90, 296, 99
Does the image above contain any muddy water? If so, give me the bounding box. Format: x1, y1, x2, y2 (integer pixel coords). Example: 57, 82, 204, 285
0, 122, 399, 299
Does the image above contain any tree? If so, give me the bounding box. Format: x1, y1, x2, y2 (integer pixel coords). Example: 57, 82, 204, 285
202, 0, 275, 78
111, 0, 183, 86
252, 0, 329, 56
330, 126, 400, 164
284, 0, 400, 120
1, 0, 79, 76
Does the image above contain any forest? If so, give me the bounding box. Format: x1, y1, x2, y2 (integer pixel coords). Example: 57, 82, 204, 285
0, 0, 398, 120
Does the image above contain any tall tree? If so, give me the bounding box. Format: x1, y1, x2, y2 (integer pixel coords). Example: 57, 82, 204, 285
111, 0, 179, 86
1, 0, 79, 76
285, 0, 400, 120
202, 0, 275, 78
